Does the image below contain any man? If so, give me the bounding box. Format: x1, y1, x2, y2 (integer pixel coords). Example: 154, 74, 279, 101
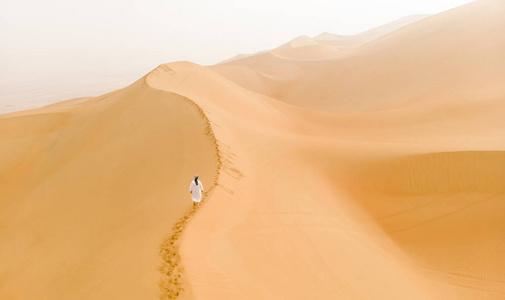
189, 175, 204, 208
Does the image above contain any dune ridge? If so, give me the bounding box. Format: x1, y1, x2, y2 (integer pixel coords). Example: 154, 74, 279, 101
149, 66, 224, 299
218, 14, 428, 65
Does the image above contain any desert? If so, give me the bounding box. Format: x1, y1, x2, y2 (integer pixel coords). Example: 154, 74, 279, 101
1, 0, 504, 299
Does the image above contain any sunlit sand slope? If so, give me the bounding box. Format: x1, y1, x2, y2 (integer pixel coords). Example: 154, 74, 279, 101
0, 79, 218, 299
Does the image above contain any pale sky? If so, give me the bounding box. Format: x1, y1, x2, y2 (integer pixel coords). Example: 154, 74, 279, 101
0, 0, 474, 103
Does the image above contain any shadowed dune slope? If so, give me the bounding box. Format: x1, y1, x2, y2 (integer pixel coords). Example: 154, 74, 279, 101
0, 79, 218, 299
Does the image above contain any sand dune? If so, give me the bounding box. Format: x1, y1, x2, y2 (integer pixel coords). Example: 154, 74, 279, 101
147, 57, 505, 299
215, 0, 505, 113
217, 14, 427, 65
146, 62, 440, 299
212, 14, 430, 96
314, 15, 428, 45
1, 0, 504, 299
0, 79, 218, 299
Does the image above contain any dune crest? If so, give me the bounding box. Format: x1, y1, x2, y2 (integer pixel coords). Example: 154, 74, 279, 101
217, 14, 428, 65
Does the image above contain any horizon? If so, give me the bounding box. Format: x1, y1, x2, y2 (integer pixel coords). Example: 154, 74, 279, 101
1, 0, 475, 112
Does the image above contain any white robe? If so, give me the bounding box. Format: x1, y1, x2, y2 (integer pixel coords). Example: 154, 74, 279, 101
189, 180, 204, 202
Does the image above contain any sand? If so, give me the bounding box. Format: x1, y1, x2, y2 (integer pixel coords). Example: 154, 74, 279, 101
216, 15, 428, 65
0, 80, 219, 299
1, 0, 504, 299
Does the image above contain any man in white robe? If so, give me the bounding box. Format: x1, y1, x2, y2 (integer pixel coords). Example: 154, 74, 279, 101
189, 175, 204, 208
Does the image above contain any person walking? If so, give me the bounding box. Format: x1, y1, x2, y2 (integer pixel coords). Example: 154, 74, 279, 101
189, 175, 204, 208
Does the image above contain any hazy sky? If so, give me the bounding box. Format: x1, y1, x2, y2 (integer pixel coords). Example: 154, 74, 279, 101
1, 0, 474, 92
